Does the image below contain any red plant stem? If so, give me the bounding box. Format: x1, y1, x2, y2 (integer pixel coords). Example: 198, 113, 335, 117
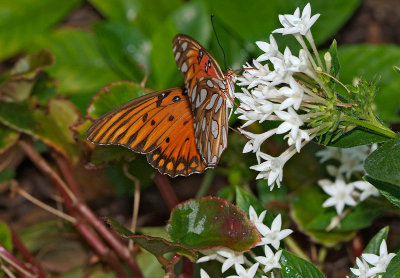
11, 231, 47, 278
74, 220, 129, 278
0, 243, 34, 277
153, 173, 179, 211
52, 153, 82, 199
180, 257, 194, 278
76, 203, 143, 277
18, 139, 143, 278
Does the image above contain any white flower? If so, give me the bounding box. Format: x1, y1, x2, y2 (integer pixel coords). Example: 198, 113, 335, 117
319, 177, 357, 214
362, 240, 396, 275
350, 257, 375, 278
273, 3, 320, 36
255, 245, 282, 273
217, 249, 245, 273
200, 269, 210, 278
352, 181, 379, 201
279, 78, 305, 110
257, 214, 293, 249
197, 252, 218, 263
275, 107, 304, 139
256, 35, 281, 62
316, 147, 341, 163
251, 154, 285, 189
241, 129, 277, 153
284, 129, 310, 152
249, 206, 267, 232
226, 263, 259, 278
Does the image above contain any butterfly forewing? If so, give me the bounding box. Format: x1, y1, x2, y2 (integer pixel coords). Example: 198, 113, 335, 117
86, 87, 207, 177
173, 34, 231, 165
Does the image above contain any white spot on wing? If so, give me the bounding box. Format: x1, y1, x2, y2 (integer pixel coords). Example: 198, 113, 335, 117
212, 77, 225, 89
207, 80, 213, 88
222, 126, 227, 147
175, 52, 181, 61
207, 142, 211, 162
211, 156, 217, 164
182, 42, 188, 51
218, 144, 223, 156
206, 94, 218, 110
181, 62, 188, 72
196, 89, 207, 108
191, 85, 197, 102
214, 96, 223, 113
173, 45, 177, 53
211, 120, 219, 139
202, 117, 206, 131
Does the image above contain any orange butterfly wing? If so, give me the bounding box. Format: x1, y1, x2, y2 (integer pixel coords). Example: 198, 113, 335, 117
172, 34, 231, 166
86, 87, 207, 177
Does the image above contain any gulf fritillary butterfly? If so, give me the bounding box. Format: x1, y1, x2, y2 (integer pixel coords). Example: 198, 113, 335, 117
86, 34, 235, 177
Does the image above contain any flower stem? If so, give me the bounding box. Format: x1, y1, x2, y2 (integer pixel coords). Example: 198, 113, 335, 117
341, 116, 396, 139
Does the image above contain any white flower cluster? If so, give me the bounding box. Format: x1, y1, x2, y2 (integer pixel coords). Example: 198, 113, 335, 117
316, 145, 379, 216
199, 206, 292, 278
348, 240, 396, 278
235, 3, 329, 189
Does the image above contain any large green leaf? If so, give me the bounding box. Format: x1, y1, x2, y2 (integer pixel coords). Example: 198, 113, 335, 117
88, 0, 140, 25
150, 19, 180, 90
328, 128, 390, 148
0, 99, 82, 164
31, 29, 122, 111
364, 135, 400, 186
167, 197, 260, 252
0, 0, 81, 60
0, 49, 55, 103
104, 217, 197, 262
339, 45, 400, 122
364, 176, 400, 208
86, 81, 148, 120
280, 250, 326, 278
94, 22, 149, 83
0, 125, 19, 154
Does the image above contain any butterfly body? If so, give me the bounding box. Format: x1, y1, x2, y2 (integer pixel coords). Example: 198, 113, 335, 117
87, 34, 235, 177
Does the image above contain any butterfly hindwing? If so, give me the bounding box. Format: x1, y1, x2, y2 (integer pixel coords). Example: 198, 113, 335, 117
86, 87, 207, 177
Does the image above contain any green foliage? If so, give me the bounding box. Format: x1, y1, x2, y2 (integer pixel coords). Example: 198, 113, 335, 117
280, 250, 326, 278
0, 221, 12, 251
104, 217, 197, 261
167, 197, 260, 251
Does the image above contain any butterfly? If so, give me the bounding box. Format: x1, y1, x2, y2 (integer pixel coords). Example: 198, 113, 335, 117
86, 34, 235, 177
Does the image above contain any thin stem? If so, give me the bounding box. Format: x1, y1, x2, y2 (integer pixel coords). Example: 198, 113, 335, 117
315, 70, 351, 94
153, 172, 179, 211
13, 183, 76, 224
341, 116, 396, 139
306, 31, 323, 68
123, 163, 141, 251
295, 34, 317, 69
284, 237, 310, 261
0, 243, 35, 277
1, 263, 17, 278
11, 231, 47, 278
18, 139, 77, 204
195, 170, 215, 197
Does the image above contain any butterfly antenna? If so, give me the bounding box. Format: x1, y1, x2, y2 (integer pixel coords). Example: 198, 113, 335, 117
211, 14, 227, 71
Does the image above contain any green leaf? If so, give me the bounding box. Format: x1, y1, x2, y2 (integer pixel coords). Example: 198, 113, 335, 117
0, 169, 15, 183
394, 65, 400, 74
280, 250, 326, 278
328, 128, 390, 148
339, 44, 400, 122
364, 135, 400, 186
88, 0, 139, 25
348, 226, 388, 278
383, 250, 400, 278
167, 197, 260, 252
364, 176, 400, 208
257, 179, 287, 205
291, 185, 356, 246
0, 221, 12, 251
0, 125, 19, 154
327, 40, 340, 78
94, 22, 149, 83
31, 29, 122, 111
0, 0, 81, 60
86, 81, 148, 119
235, 187, 274, 226
0, 50, 55, 103
150, 19, 180, 90
171, 2, 212, 47
0, 99, 82, 164
104, 217, 197, 262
